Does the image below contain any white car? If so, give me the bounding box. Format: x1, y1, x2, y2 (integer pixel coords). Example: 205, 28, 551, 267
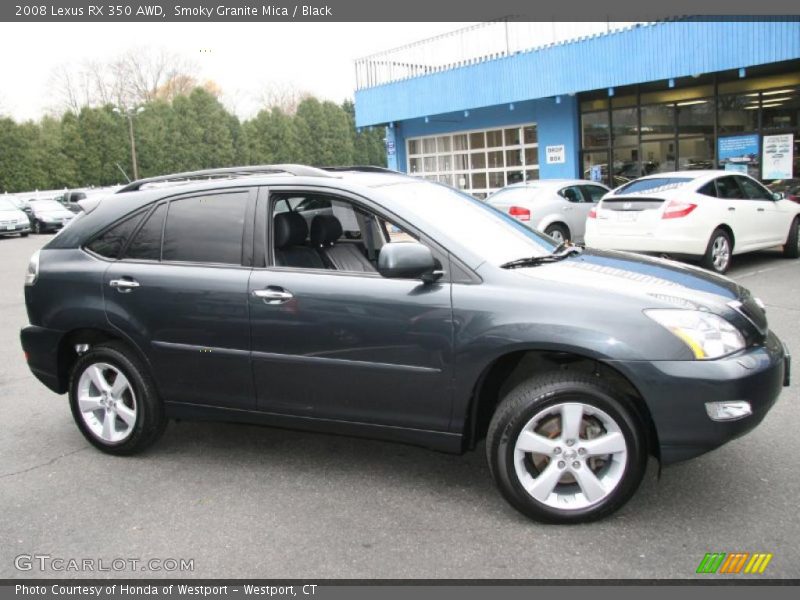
487, 179, 610, 243
0, 197, 32, 237
584, 170, 800, 273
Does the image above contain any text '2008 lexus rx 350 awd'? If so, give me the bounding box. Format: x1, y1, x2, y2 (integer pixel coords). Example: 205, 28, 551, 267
21, 165, 790, 523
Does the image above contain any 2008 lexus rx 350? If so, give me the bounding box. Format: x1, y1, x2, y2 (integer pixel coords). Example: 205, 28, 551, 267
21, 165, 790, 523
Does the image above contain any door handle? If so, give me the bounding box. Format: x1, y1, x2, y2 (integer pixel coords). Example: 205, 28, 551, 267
757, 207, 765, 212
253, 288, 294, 304
728, 207, 736, 211
109, 278, 140, 293
564, 206, 573, 211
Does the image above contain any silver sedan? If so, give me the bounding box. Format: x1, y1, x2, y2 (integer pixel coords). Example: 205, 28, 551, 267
487, 179, 610, 243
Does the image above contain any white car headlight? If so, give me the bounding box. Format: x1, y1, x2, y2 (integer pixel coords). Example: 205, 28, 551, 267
645, 309, 745, 359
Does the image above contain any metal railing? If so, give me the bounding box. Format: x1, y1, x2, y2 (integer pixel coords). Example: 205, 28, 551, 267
355, 19, 641, 90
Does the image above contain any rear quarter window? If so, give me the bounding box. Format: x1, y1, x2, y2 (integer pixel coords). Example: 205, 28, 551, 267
85, 210, 147, 259
615, 177, 694, 195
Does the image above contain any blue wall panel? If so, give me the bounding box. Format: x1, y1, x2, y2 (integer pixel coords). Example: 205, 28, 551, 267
355, 19, 800, 128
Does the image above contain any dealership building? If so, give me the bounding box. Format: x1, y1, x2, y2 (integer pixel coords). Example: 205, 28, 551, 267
353, 19, 800, 197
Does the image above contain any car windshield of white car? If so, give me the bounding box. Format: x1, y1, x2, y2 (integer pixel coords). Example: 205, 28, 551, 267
615, 177, 693, 196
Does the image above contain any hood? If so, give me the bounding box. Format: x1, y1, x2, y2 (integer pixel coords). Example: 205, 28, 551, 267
511, 248, 767, 340
0, 208, 25, 219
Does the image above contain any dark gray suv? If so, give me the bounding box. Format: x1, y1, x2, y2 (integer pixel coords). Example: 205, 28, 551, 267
21, 165, 790, 523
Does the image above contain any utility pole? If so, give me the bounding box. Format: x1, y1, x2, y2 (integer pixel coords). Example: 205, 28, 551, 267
114, 106, 144, 181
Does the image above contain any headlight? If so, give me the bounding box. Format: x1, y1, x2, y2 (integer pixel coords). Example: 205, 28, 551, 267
645, 309, 745, 359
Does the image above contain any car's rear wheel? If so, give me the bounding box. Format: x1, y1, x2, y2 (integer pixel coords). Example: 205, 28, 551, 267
701, 228, 732, 274
32, 220, 42, 234
486, 372, 647, 523
20, 232, 28, 238
783, 217, 799, 259
69, 342, 166, 455
544, 223, 569, 244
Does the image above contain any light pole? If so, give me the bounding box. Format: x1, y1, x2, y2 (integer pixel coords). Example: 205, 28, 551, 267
113, 106, 145, 181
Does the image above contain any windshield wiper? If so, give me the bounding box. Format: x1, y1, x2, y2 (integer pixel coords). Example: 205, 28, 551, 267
500, 245, 583, 270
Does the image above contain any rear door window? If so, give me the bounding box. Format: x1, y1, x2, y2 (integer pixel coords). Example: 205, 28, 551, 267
715, 176, 744, 199
559, 186, 584, 203
162, 192, 248, 265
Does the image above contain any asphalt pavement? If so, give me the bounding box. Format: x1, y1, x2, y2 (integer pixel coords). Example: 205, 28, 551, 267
1, 233, 798, 579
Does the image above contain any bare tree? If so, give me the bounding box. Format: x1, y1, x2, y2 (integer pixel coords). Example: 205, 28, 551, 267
254, 81, 312, 115
48, 47, 200, 114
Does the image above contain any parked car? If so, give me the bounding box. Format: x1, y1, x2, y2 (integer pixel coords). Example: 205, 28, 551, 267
24, 199, 76, 233
487, 179, 610, 243
55, 190, 91, 213
0, 197, 32, 237
21, 165, 790, 523
768, 179, 800, 204
584, 170, 800, 274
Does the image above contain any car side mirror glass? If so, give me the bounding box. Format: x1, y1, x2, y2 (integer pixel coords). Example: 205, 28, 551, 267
773, 192, 784, 201
378, 242, 441, 283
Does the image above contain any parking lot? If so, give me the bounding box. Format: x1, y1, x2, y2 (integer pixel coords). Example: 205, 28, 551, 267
1, 232, 798, 579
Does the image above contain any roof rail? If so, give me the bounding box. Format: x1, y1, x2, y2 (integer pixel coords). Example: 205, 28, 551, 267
117, 164, 335, 193
321, 166, 400, 174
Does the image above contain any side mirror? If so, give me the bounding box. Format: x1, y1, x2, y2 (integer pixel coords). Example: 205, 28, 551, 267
773, 192, 785, 201
378, 242, 442, 283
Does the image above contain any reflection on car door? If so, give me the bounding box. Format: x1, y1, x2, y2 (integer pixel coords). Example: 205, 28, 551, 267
248, 190, 454, 431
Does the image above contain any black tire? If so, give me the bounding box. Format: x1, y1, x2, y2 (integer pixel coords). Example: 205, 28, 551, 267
700, 228, 733, 274
486, 372, 647, 524
32, 220, 41, 234
20, 232, 28, 238
68, 342, 167, 455
544, 223, 570, 243
783, 217, 799, 259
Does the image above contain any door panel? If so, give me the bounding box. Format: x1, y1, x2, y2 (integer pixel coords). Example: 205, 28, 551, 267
248, 270, 453, 430
105, 262, 254, 409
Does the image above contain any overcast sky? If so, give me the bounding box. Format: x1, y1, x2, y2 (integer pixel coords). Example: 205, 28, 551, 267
0, 22, 473, 121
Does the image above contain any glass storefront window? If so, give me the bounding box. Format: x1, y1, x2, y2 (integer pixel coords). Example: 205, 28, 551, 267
718, 93, 758, 134
676, 99, 714, 136
523, 126, 537, 144
762, 87, 799, 130
487, 151, 504, 168
582, 150, 609, 183
505, 128, 521, 145
469, 132, 485, 149
453, 134, 468, 151
640, 140, 675, 175
613, 147, 642, 183
640, 104, 675, 140
423, 138, 437, 154
612, 107, 638, 147
678, 137, 715, 171
582, 111, 609, 148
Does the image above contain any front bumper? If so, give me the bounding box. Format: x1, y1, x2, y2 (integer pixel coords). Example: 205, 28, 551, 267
612, 330, 789, 464
0, 223, 31, 235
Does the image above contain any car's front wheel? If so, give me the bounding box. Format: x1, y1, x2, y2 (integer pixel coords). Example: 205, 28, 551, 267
486, 372, 647, 523
32, 220, 42, 234
783, 217, 799, 259
69, 342, 167, 455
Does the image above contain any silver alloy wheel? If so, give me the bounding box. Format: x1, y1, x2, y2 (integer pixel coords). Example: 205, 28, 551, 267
77, 362, 137, 444
548, 228, 565, 243
711, 235, 731, 272
513, 402, 628, 510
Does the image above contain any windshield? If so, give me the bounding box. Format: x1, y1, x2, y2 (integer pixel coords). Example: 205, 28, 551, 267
30, 200, 65, 212
487, 186, 546, 204
378, 182, 557, 266
0, 198, 18, 211
615, 177, 694, 195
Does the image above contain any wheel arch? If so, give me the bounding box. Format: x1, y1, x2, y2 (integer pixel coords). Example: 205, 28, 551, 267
712, 223, 735, 251
55, 327, 152, 394
463, 348, 660, 460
